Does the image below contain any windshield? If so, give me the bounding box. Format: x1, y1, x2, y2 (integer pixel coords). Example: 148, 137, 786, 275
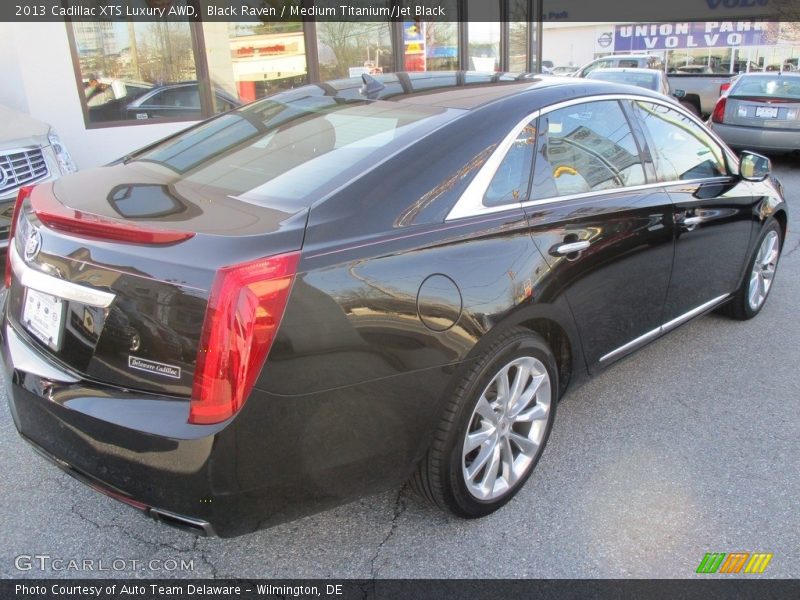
731, 75, 800, 100
133, 92, 456, 210
587, 71, 658, 91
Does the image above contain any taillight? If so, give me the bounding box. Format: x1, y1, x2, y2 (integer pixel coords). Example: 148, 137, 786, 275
720, 82, 732, 95
711, 96, 727, 124
189, 251, 300, 425
4, 185, 34, 288
31, 192, 194, 245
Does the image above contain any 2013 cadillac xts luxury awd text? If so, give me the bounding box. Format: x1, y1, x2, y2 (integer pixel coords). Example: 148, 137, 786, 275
1, 73, 787, 536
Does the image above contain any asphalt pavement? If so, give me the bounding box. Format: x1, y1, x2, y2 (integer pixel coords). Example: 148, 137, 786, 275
1, 156, 798, 579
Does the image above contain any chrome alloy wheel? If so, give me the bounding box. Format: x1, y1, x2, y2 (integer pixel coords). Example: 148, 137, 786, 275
461, 356, 551, 501
748, 230, 780, 311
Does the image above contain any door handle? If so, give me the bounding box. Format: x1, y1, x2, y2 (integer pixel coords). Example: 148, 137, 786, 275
682, 216, 704, 226
553, 241, 591, 256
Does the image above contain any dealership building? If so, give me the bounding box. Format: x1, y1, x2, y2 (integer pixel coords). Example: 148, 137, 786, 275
1, 2, 798, 169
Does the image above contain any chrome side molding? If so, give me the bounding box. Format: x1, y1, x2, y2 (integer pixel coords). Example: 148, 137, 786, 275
598, 327, 662, 364
600, 294, 729, 364
661, 294, 730, 333
10, 244, 116, 308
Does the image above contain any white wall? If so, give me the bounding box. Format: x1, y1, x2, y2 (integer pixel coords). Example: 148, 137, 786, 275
0, 22, 194, 170
542, 23, 616, 68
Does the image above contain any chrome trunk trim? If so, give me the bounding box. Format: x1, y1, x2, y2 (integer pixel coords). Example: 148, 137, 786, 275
10, 244, 116, 308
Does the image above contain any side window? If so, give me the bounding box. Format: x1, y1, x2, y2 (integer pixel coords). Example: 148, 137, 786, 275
484, 120, 537, 206
634, 102, 726, 181
581, 59, 611, 77
215, 96, 236, 113
530, 100, 646, 200
150, 87, 200, 109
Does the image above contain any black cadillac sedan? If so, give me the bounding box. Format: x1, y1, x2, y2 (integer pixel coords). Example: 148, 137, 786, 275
1, 73, 787, 537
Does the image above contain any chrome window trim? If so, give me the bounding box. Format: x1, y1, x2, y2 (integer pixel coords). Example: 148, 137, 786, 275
445, 109, 541, 221
445, 93, 739, 222
10, 244, 116, 308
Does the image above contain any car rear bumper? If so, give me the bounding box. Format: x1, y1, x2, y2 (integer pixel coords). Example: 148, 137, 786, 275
1, 313, 445, 536
710, 122, 800, 153
2, 318, 228, 533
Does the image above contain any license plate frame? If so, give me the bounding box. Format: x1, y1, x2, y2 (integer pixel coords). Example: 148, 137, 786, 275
22, 288, 65, 351
755, 106, 779, 119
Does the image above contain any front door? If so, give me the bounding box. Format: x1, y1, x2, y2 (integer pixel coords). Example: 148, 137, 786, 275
631, 100, 758, 322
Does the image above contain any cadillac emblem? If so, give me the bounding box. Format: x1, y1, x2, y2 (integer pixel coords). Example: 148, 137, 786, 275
24, 227, 42, 262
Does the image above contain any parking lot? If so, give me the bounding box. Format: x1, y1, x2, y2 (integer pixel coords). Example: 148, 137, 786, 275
1, 156, 798, 580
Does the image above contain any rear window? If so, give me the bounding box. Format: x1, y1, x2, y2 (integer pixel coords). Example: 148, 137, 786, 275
731, 76, 800, 100
587, 71, 658, 91
134, 94, 455, 210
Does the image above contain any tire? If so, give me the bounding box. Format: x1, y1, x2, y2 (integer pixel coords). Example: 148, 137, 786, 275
722, 218, 782, 320
410, 328, 558, 518
680, 100, 701, 117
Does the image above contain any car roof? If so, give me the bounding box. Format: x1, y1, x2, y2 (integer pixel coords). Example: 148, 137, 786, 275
265, 71, 665, 111
587, 68, 662, 75
597, 55, 658, 61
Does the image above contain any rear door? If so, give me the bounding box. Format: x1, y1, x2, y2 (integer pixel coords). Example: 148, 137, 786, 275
631, 100, 758, 322
520, 99, 675, 368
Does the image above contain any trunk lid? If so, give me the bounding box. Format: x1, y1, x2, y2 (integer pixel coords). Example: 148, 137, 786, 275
6, 181, 307, 398
724, 74, 800, 129
724, 96, 800, 129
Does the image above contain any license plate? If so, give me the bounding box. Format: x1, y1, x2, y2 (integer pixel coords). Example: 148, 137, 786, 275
756, 106, 779, 119
23, 288, 64, 350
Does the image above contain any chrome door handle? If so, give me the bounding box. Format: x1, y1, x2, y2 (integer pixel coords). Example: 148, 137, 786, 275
553, 241, 590, 256
683, 216, 704, 226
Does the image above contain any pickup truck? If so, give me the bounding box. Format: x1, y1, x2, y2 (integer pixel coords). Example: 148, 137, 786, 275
666, 73, 735, 117
572, 55, 734, 118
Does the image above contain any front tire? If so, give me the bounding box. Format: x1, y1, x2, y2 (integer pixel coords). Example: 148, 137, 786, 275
723, 219, 782, 320
411, 328, 558, 518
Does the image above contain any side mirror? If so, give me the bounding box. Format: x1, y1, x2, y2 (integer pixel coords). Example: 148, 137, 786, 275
739, 151, 771, 182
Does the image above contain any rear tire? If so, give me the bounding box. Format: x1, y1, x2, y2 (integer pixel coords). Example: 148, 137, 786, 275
410, 328, 558, 518
722, 219, 782, 320
680, 100, 701, 117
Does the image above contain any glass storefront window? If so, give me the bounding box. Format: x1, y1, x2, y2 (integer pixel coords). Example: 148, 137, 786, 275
467, 1, 501, 71
508, 0, 530, 72
203, 21, 308, 112
402, 0, 459, 71
70, 20, 198, 123
316, 20, 393, 80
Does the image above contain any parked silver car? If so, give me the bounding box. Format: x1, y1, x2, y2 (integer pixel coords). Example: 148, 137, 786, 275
574, 54, 664, 79
708, 72, 800, 154
0, 105, 77, 259
585, 67, 673, 97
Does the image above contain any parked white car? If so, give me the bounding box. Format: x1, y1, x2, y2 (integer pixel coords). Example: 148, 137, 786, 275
0, 105, 77, 259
